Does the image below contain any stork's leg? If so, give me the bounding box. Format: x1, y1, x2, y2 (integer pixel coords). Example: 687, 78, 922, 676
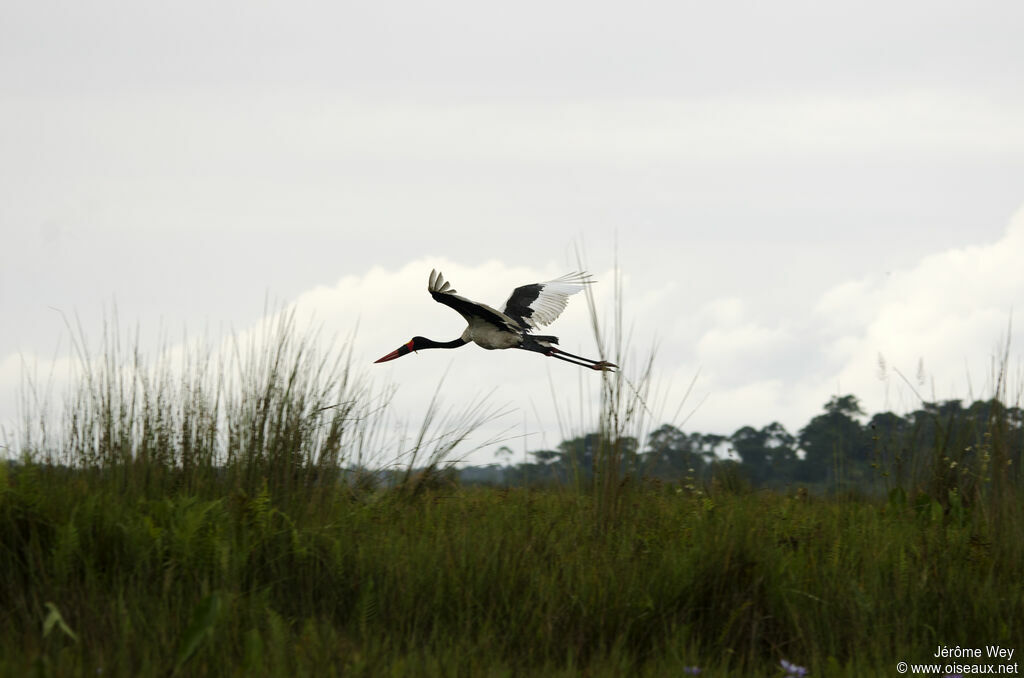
518, 336, 617, 371
547, 352, 616, 371
545, 346, 617, 371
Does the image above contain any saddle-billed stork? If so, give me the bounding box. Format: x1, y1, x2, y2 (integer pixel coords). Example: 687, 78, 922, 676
374, 269, 617, 371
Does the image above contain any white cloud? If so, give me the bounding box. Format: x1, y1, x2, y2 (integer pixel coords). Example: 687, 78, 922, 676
688, 207, 1024, 433
0, 354, 23, 441
825, 209, 1024, 409
0, 349, 78, 447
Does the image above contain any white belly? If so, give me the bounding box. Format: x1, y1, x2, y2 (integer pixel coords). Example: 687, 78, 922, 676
462, 320, 522, 350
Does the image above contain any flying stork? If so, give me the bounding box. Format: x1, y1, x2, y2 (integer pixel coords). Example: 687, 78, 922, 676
374, 269, 617, 371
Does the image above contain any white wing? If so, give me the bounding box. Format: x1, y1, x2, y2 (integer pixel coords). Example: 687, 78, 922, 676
499, 272, 593, 329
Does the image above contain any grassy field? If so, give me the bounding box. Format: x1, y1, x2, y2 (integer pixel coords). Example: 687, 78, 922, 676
2, 312, 1021, 676
3, 465, 1022, 677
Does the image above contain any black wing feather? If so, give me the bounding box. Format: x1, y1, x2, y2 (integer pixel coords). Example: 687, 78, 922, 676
430, 289, 512, 327
427, 269, 522, 330
501, 283, 544, 329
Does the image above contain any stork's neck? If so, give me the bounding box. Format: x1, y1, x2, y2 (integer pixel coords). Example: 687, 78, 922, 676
421, 337, 468, 350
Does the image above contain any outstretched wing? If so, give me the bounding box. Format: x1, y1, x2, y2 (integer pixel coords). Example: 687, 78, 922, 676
499, 271, 592, 330
428, 269, 521, 331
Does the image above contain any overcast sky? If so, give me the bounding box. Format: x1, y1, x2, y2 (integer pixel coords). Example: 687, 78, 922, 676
2, 1, 1023, 463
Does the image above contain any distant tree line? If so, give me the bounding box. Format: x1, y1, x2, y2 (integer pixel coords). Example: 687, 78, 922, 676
459, 395, 1024, 494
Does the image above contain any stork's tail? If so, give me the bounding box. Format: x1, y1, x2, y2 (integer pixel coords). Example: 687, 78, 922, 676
527, 334, 559, 345
520, 335, 561, 353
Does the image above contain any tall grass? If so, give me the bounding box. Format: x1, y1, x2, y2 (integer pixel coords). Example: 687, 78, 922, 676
15, 310, 374, 510
3, 467, 1021, 676
873, 327, 1023, 544
11, 308, 503, 511
577, 252, 659, 532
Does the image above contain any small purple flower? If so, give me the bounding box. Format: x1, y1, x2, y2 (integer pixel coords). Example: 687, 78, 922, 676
683, 667, 701, 675
780, 658, 808, 677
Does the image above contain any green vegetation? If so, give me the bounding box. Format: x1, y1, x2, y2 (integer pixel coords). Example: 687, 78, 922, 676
2, 311, 1021, 676
500, 394, 1024, 501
